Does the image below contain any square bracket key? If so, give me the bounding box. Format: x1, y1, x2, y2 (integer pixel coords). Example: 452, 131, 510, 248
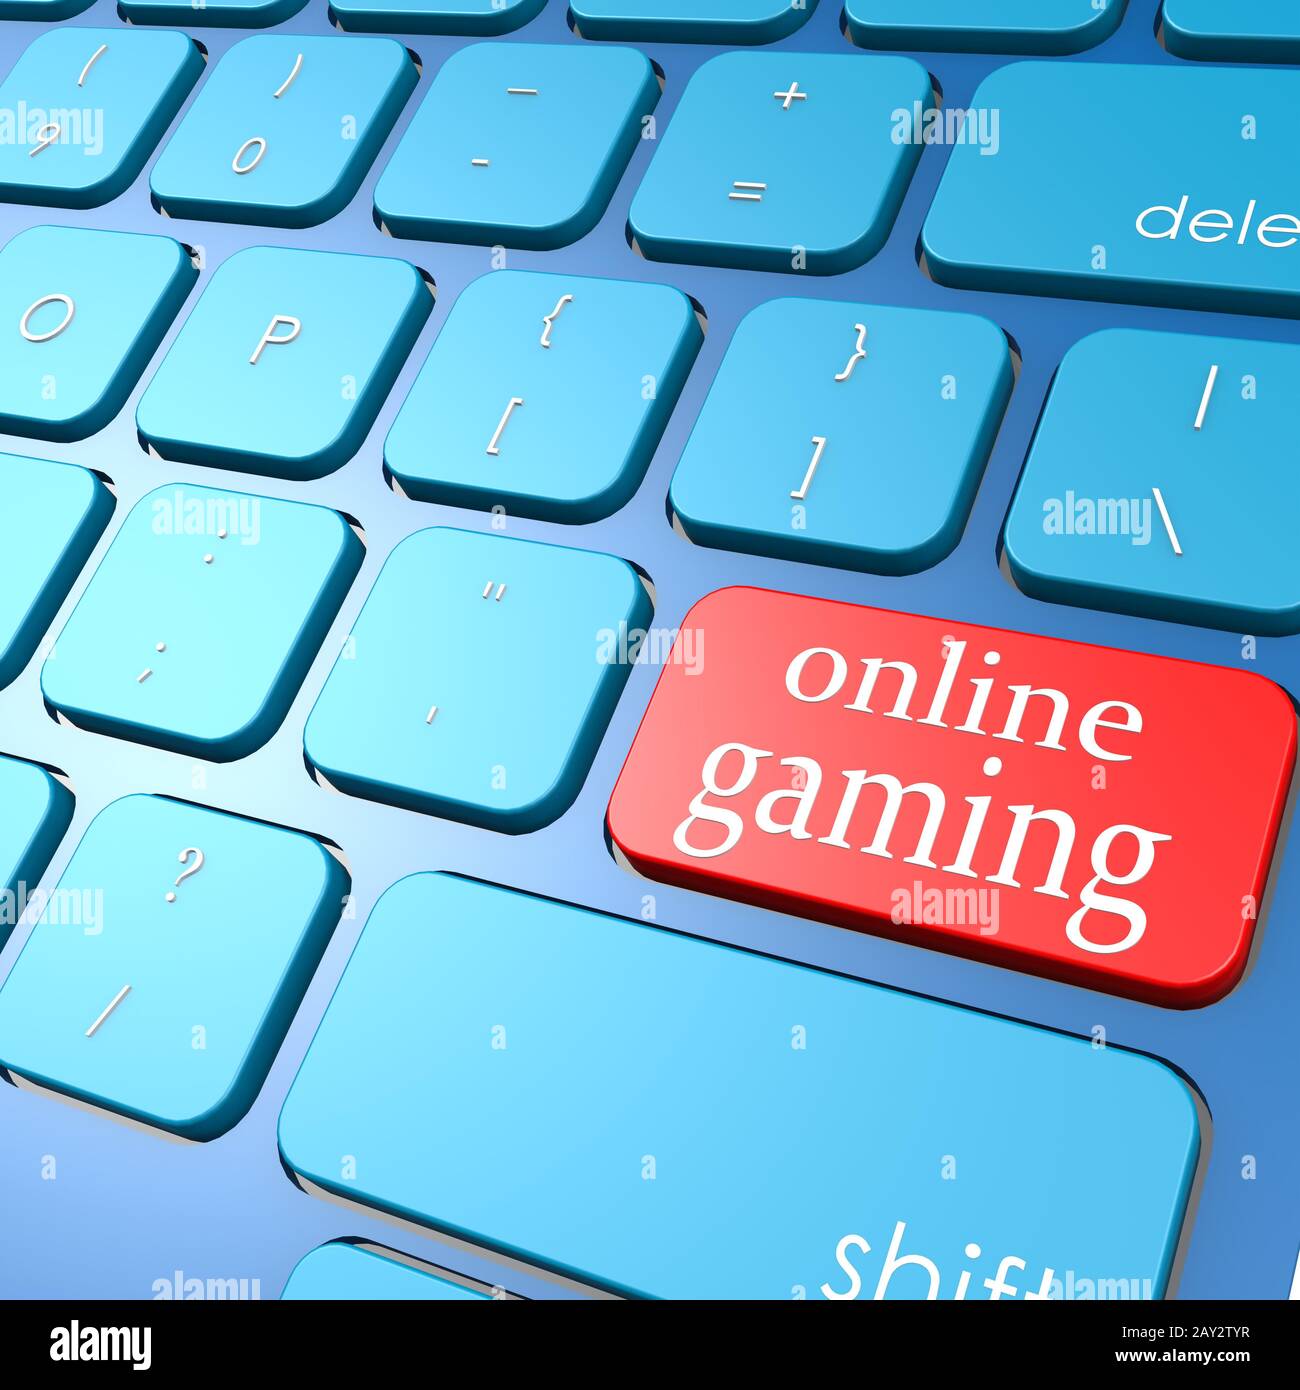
385, 269, 703, 522
629, 51, 932, 274
670, 298, 1013, 574
374, 41, 659, 249
42, 484, 363, 761
0, 794, 347, 1140
305, 527, 652, 831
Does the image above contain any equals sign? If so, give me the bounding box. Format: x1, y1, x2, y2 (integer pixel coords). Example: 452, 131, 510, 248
729, 181, 767, 203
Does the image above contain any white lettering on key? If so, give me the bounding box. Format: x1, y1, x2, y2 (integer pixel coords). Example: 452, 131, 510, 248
249, 315, 301, 365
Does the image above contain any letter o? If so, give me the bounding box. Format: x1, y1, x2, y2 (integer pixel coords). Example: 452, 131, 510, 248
785, 646, 848, 703
20, 293, 75, 343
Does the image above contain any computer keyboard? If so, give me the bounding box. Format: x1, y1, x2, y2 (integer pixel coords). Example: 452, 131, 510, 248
0, 0, 1297, 1308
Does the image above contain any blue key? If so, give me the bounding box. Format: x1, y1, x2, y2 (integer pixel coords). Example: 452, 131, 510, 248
42, 484, 362, 761
282, 1243, 494, 1300
0, 28, 201, 209
1163, 0, 1300, 62
924, 62, 1300, 319
0, 756, 73, 950
304, 527, 651, 832
331, 0, 545, 33
1005, 328, 1300, 635
0, 1, 93, 15
374, 42, 658, 250
279, 873, 1200, 1300
150, 36, 417, 230
0, 794, 347, 1141
0, 226, 195, 442
118, 0, 307, 27
846, 0, 1126, 54
0, 455, 113, 690
670, 299, 1011, 575
629, 52, 931, 275
570, 0, 817, 43
136, 246, 430, 480
386, 270, 702, 522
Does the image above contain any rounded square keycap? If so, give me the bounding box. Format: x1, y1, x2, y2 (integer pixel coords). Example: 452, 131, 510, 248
0, 794, 347, 1140
0, 226, 195, 441
118, 0, 307, 27
331, 0, 545, 33
150, 35, 417, 229
136, 246, 431, 479
279, 873, 1200, 1299
1163, 0, 1300, 63
845, 0, 1126, 54
304, 527, 652, 831
385, 269, 702, 522
281, 1243, 494, 1300
1005, 328, 1300, 634
0, 27, 202, 207
42, 484, 363, 761
671, 298, 1012, 574
570, 0, 818, 43
374, 42, 658, 249
0, 755, 73, 949
629, 51, 932, 275
0, 454, 113, 689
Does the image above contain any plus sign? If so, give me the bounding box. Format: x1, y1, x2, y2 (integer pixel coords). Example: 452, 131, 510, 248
773, 82, 807, 111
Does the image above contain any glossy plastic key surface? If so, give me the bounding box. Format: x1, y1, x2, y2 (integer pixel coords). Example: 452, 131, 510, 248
0, 795, 347, 1140
607, 587, 1295, 1007
1005, 328, 1300, 634
41, 485, 363, 761
374, 42, 658, 249
0, 27, 201, 208
278, 873, 1201, 1300
0, 454, 112, 689
330, 0, 546, 32
570, 0, 818, 43
669, 298, 1012, 574
135, 246, 430, 479
118, 0, 307, 27
1162, 0, 1300, 62
304, 527, 651, 831
924, 61, 1300, 318
0, 226, 195, 441
845, 0, 1126, 53
281, 1243, 494, 1300
629, 51, 931, 274
0, 755, 73, 949
385, 269, 702, 522
150, 35, 417, 229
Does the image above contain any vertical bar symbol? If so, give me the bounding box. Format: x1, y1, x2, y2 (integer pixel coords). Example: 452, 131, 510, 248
1194, 364, 1219, 431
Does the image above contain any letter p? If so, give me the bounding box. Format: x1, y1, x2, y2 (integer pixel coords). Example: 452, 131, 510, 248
249, 314, 301, 365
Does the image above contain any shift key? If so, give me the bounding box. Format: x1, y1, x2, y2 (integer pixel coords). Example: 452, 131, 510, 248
922, 62, 1300, 318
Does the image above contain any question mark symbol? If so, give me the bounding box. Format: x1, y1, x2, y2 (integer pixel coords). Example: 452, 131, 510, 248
166, 847, 205, 904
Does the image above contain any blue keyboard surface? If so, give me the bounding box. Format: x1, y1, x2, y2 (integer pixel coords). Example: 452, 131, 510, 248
0, 0, 1297, 1304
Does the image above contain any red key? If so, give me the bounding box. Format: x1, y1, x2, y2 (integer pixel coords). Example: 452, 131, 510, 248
608, 588, 1296, 1006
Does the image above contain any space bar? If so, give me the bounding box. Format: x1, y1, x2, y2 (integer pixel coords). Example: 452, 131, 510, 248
921, 61, 1300, 318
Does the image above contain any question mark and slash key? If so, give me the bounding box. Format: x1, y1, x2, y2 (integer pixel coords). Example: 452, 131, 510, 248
166, 847, 204, 903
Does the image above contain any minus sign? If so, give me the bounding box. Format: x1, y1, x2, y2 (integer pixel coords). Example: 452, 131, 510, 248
506, 88, 538, 95
472, 158, 490, 167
